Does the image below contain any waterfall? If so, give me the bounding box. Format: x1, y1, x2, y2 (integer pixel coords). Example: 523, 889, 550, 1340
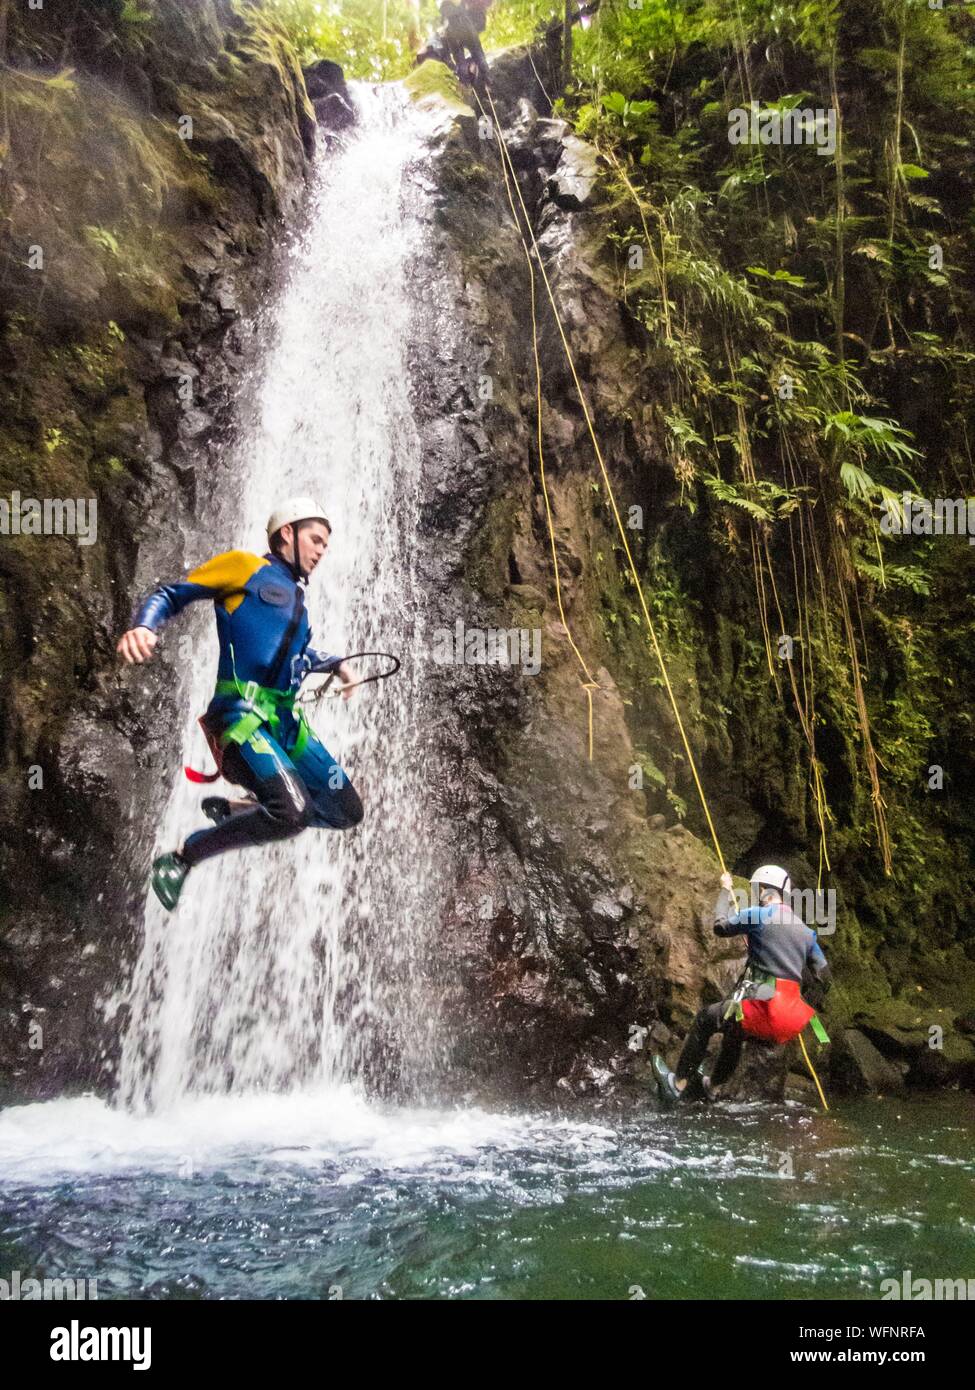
116, 84, 447, 1113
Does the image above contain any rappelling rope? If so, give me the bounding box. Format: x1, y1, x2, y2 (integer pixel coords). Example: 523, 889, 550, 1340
476, 84, 727, 873
798, 1030, 829, 1112
480, 83, 601, 759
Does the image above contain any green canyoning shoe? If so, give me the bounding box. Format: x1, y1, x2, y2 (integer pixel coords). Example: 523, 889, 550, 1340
652, 1054, 683, 1106
151, 852, 189, 911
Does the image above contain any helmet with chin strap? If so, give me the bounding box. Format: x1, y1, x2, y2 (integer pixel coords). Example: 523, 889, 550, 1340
750, 863, 792, 900
265, 497, 330, 583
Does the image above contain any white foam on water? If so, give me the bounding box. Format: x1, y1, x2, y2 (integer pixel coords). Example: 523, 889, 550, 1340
0, 1091, 618, 1187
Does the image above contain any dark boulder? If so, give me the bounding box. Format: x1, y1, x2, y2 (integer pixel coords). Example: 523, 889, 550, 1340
831, 1029, 906, 1095
304, 59, 356, 132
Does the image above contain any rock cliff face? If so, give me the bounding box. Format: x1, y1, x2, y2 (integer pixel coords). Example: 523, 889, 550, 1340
404, 59, 769, 1103
403, 52, 975, 1102
0, 0, 314, 1103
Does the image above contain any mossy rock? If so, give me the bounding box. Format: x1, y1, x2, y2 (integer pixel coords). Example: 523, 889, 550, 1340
401, 61, 476, 125
849, 993, 975, 1066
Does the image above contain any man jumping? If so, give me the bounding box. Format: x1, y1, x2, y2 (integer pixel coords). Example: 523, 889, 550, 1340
117, 497, 363, 910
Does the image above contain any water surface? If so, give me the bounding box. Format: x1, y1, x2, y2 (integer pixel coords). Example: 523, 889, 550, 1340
1, 1090, 970, 1300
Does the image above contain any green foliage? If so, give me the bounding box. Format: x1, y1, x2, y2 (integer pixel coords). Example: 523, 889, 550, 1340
551, 0, 975, 965
402, 57, 475, 114
265, 0, 428, 78
825, 413, 921, 470
700, 474, 804, 522
41, 69, 78, 93
599, 91, 658, 130
476, 0, 553, 50
636, 752, 667, 790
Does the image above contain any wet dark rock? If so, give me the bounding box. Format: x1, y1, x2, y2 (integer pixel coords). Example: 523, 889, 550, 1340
157, 352, 200, 384
648, 1021, 672, 1048
591, 894, 627, 925
485, 38, 562, 117
304, 58, 353, 118
503, 98, 542, 169
783, 1069, 819, 1104
832, 1029, 906, 1095
547, 136, 602, 210
534, 116, 570, 167
314, 93, 357, 135
57, 717, 140, 833
177, 408, 215, 441
843, 996, 975, 1090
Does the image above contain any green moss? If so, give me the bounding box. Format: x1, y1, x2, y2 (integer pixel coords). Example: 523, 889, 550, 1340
464, 491, 520, 603
2, 68, 226, 331
401, 61, 476, 120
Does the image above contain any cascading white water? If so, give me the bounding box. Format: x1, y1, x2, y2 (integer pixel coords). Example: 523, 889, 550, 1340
117, 85, 448, 1113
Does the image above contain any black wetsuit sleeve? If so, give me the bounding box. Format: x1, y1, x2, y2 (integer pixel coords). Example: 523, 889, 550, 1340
802, 934, 832, 1006
808, 934, 831, 984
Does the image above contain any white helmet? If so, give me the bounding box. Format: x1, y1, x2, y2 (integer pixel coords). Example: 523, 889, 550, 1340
265, 496, 330, 542
750, 863, 792, 899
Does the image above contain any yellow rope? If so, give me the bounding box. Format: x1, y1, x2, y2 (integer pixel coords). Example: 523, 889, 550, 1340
484, 82, 602, 759
798, 1030, 829, 1112
478, 86, 727, 871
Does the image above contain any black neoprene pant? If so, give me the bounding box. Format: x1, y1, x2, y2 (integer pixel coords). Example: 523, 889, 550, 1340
181, 729, 363, 868
675, 1001, 745, 1086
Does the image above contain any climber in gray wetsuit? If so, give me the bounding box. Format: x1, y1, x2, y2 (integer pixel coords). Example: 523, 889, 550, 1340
652, 864, 832, 1103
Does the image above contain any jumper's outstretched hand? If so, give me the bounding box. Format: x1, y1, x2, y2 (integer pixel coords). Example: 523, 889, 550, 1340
117, 626, 158, 664
720, 871, 734, 892
335, 660, 359, 701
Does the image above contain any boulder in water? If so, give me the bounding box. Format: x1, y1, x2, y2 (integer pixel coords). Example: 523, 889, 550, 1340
832, 1029, 906, 1095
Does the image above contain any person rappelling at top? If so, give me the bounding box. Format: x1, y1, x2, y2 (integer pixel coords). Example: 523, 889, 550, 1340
443, 0, 492, 84
415, 0, 493, 86
116, 498, 363, 911
652, 864, 832, 1104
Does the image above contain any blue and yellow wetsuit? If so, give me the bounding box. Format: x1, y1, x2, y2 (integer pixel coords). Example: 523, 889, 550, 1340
134, 549, 362, 866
